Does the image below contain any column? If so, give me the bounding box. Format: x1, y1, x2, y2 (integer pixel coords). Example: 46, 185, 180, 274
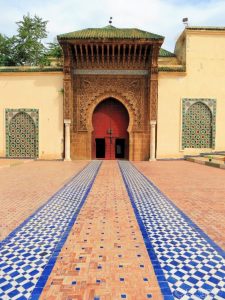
149, 120, 156, 161
64, 119, 71, 161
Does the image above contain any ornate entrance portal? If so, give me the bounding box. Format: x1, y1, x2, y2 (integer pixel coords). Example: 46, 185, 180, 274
92, 98, 129, 160
58, 24, 164, 160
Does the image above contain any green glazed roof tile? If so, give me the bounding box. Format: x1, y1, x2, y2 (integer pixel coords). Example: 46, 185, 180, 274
0, 67, 63, 73
159, 48, 175, 57
187, 26, 225, 31
158, 66, 186, 72
58, 25, 164, 40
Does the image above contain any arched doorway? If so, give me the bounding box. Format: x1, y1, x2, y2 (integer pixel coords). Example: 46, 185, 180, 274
8, 112, 37, 158
92, 98, 129, 159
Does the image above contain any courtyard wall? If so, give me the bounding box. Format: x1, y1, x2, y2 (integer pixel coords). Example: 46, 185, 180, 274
0, 72, 64, 159
157, 29, 225, 158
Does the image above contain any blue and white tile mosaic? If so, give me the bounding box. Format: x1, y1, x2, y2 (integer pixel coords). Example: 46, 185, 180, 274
119, 161, 225, 300
0, 161, 101, 300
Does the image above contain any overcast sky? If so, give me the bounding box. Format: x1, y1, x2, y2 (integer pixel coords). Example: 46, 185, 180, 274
0, 0, 225, 51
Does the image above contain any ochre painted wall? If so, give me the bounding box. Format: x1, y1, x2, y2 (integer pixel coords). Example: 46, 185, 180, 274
157, 30, 225, 158
0, 72, 64, 159
1, 29, 225, 160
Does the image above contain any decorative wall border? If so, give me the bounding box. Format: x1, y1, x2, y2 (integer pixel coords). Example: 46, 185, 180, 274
182, 98, 216, 149
5, 108, 39, 158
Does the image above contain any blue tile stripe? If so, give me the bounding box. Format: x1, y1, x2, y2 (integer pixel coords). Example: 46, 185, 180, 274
118, 161, 225, 300
0, 161, 102, 300
0, 161, 92, 249
130, 162, 225, 259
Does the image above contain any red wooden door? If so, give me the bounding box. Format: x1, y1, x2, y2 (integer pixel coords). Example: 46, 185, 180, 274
92, 98, 129, 160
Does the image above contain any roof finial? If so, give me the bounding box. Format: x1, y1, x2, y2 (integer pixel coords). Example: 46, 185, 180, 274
109, 17, 113, 25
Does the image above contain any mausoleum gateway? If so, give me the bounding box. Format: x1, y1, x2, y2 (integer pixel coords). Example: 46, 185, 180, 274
0, 25, 225, 160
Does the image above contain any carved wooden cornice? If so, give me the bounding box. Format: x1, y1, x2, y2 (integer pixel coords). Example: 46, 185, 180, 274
61, 41, 164, 70
60, 36, 163, 128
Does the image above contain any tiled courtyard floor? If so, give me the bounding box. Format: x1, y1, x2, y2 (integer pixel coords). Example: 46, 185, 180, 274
0, 159, 32, 169
134, 160, 225, 250
40, 161, 162, 300
0, 160, 225, 300
0, 160, 88, 240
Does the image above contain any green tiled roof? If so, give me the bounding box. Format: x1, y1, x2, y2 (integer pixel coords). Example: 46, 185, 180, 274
158, 66, 186, 72
0, 67, 63, 73
58, 25, 164, 40
187, 26, 225, 31
159, 48, 175, 57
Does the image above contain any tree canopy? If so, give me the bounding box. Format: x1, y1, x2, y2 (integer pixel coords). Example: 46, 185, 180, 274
0, 34, 16, 66
0, 14, 62, 67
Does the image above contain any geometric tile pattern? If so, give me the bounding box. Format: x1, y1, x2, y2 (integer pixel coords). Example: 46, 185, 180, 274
182, 99, 216, 149
5, 109, 39, 158
119, 161, 225, 300
0, 161, 101, 300
39, 160, 163, 299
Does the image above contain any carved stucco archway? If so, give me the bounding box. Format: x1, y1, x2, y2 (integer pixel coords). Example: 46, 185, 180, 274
78, 78, 144, 131
86, 92, 135, 132
86, 92, 136, 160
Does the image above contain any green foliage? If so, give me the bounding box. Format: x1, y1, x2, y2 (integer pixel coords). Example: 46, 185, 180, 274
47, 41, 63, 59
14, 14, 48, 66
0, 14, 51, 66
45, 40, 63, 66
0, 34, 16, 66
0, 14, 64, 67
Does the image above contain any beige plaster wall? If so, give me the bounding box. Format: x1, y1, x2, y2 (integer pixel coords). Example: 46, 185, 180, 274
1, 30, 225, 161
158, 30, 225, 158
0, 72, 64, 159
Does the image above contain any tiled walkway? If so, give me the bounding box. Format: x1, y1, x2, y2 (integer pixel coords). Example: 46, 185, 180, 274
0, 160, 225, 300
134, 161, 225, 250
119, 161, 225, 300
0, 159, 32, 169
40, 161, 162, 300
0, 161, 101, 300
0, 160, 88, 240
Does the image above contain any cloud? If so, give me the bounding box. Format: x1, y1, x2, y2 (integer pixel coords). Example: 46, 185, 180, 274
0, 0, 225, 51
